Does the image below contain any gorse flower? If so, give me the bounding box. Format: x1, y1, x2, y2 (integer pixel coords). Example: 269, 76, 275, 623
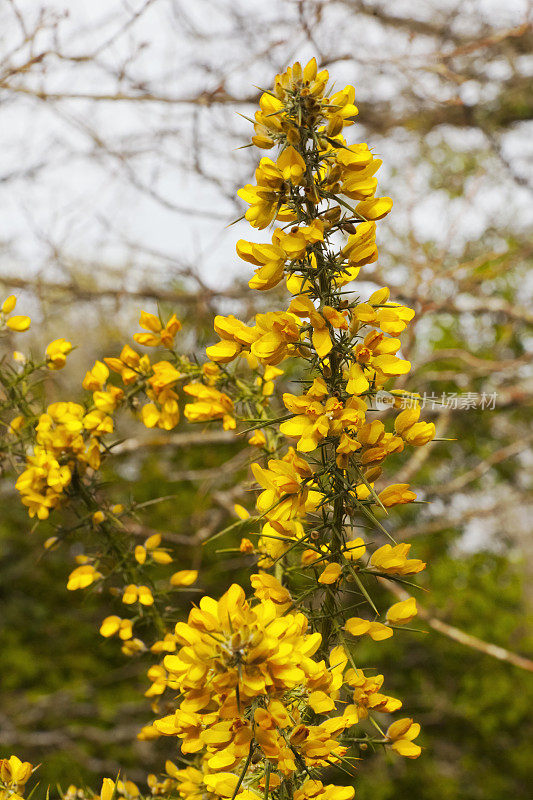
45, 338, 73, 370
0, 755, 33, 800
1, 295, 31, 333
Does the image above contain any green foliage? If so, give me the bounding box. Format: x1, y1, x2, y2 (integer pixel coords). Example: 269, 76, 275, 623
354, 551, 533, 800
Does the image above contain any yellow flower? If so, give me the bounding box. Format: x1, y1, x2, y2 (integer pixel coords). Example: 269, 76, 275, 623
154, 579, 328, 764
122, 584, 154, 606
83, 409, 114, 436
135, 533, 173, 565
378, 483, 416, 507
386, 597, 418, 625
149, 360, 181, 391
346, 668, 401, 718
5, 315, 31, 332
289, 294, 347, 359
250, 571, 292, 611
370, 543, 426, 575
8, 415, 24, 434
1, 296, 31, 331
183, 383, 235, 430
0, 756, 33, 789
356, 195, 393, 220
355, 419, 404, 466
386, 717, 422, 758
45, 338, 72, 370
345, 362, 369, 395
82, 360, 109, 391
121, 638, 146, 656
238, 222, 323, 292
350, 329, 411, 389
43, 536, 59, 550
133, 311, 181, 348
294, 780, 354, 800
272, 59, 329, 111
345, 616, 393, 641
202, 772, 243, 798
234, 504, 250, 520
99, 778, 116, 800
1, 295, 17, 314
105, 345, 150, 385
164, 764, 203, 799
141, 388, 180, 431
250, 311, 301, 365
395, 405, 436, 446
207, 310, 301, 367
340, 156, 382, 202
137, 724, 161, 741
238, 148, 305, 229
308, 690, 336, 714
116, 780, 140, 800
277, 145, 306, 182
249, 429, 267, 447
343, 537, 366, 560
318, 562, 342, 584
237, 235, 287, 291
337, 221, 378, 285
350, 288, 415, 337
67, 564, 102, 591
100, 616, 133, 640
170, 570, 198, 587
281, 378, 366, 452
251, 448, 321, 523
149, 635, 177, 657
93, 386, 124, 412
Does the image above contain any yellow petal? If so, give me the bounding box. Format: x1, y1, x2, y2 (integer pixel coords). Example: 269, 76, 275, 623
6, 315, 31, 332
308, 690, 336, 714
135, 545, 147, 564
170, 570, 198, 587
356, 196, 393, 220
392, 739, 422, 758
2, 295, 17, 313
346, 363, 369, 395
312, 327, 332, 359
100, 778, 116, 800
345, 617, 371, 636
386, 597, 418, 625
206, 340, 241, 363
318, 562, 342, 584
100, 616, 121, 637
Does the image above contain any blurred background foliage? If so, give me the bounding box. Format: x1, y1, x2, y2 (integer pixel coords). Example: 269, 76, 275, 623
1, 1, 532, 798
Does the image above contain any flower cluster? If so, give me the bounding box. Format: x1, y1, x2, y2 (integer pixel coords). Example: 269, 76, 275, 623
15, 400, 105, 519
147, 577, 359, 795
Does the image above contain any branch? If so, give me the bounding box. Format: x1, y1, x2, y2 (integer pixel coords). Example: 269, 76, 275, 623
111, 429, 237, 455
425, 434, 533, 496
0, 274, 247, 304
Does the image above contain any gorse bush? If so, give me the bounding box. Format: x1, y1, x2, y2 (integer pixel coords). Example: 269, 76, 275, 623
0, 60, 439, 800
